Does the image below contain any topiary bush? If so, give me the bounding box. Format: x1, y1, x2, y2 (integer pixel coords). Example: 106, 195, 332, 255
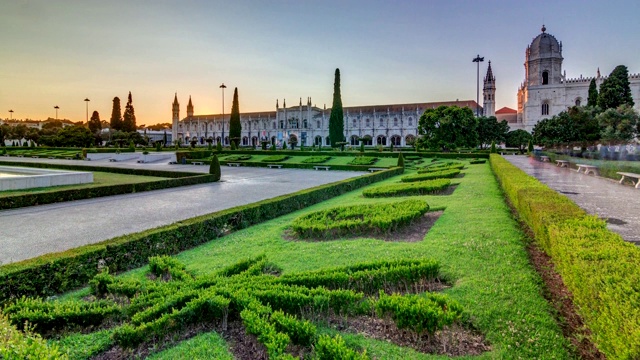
262, 155, 289, 162
216, 141, 222, 152
362, 179, 451, 198
349, 157, 377, 165
291, 199, 429, 238
397, 153, 404, 167
301, 156, 331, 164
402, 169, 460, 182
209, 154, 221, 181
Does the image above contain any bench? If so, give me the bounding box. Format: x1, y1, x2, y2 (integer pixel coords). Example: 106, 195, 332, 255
168, 161, 178, 165
17, 155, 24, 157
314, 166, 330, 171
65, 157, 73, 160
136, 160, 144, 163
368, 167, 386, 173
267, 164, 282, 169
576, 164, 598, 176
555, 160, 570, 168
617, 172, 640, 189
540, 156, 550, 162
48, 156, 55, 159
227, 163, 242, 167
109, 158, 117, 162
191, 161, 204, 165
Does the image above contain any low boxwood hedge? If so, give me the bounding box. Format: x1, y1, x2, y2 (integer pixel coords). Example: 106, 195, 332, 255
490, 154, 640, 359
291, 199, 428, 238
362, 179, 451, 198
401, 169, 460, 182
300, 156, 331, 164
349, 157, 377, 165
0, 167, 403, 303
221, 154, 252, 161
261, 155, 289, 162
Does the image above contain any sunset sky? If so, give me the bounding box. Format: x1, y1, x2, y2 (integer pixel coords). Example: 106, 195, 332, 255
1, 0, 639, 125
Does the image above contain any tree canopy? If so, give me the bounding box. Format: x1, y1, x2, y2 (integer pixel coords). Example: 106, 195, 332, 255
416, 105, 477, 151
587, 78, 598, 106
328, 68, 344, 147
88, 111, 102, 134
597, 105, 638, 144
476, 116, 509, 149
598, 65, 634, 110
122, 92, 137, 132
505, 129, 532, 154
110, 97, 122, 131
229, 87, 241, 147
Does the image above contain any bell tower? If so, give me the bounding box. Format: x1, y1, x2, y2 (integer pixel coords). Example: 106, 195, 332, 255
483, 61, 496, 117
172, 93, 180, 145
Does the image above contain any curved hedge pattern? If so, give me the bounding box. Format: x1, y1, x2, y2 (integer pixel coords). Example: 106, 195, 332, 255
401, 169, 460, 182
490, 154, 640, 359
362, 179, 451, 197
291, 199, 428, 238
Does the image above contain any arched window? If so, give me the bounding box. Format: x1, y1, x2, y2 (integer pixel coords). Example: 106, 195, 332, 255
350, 135, 359, 145
303, 119, 307, 128
325, 136, 331, 146
542, 71, 549, 85
391, 135, 401, 146
242, 136, 248, 146
251, 136, 258, 146
541, 102, 550, 116
279, 120, 284, 129
315, 135, 322, 146
408, 117, 413, 127
361, 135, 372, 145
575, 98, 581, 106
224, 136, 229, 145
377, 135, 387, 146
216, 136, 221, 144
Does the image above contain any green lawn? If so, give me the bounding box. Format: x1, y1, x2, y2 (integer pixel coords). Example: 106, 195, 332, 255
0, 171, 169, 198
53, 160, 570, 359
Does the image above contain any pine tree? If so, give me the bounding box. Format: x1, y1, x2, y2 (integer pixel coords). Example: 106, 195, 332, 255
88, 111, 102, 134
110, 97, 122, 131
527, 139, 534, 153
229, 87, 241, 148
598, 65, 634, 110
587, 78, 598, 106
122, 92, 137, 132
216, 140, 222, 152
397, 153, 404, 167
209, 154, 221, 181
490, 141, 497, 153
328, 68, 344, 147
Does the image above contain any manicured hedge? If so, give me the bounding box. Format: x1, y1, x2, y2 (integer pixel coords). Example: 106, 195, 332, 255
0, 167, 403, 303
261, 155, 289, 162
490, 154, 640, 359
215, 160, 385, 172
300, 156, 331, 164
401, 169, 460, 182
349, 157, 378, 165
0, 162, 213, 210
362, 179, 451, 197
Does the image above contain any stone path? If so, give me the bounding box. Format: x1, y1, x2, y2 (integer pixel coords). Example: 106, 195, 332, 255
0, 158, 364, 264
504, 155, 640, 244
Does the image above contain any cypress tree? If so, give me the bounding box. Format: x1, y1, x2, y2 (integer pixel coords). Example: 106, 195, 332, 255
328, 68, 344, 147
110, 97, 122, 131
216, 141, 222, 152
229, 87, 241, 148
122, 92, 137, 132
397, 152, 404, 167
360, 140, 364, 153
598, 65, 634, 110
490, 141, 497, 154
163, 131, 167, 147
587, 78, 598, 106
527, 139, 534, 153
209, 154, 221, 181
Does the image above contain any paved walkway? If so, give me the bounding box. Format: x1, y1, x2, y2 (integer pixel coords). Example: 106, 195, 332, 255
504, 155, 640, 244
0, 158, 365, 264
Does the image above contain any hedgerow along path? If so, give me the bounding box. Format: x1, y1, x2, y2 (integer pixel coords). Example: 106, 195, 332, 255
45, 159, 572, 359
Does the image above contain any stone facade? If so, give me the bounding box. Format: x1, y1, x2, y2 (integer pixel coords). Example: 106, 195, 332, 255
172, 97, 480, 148
514, 26, 640, 132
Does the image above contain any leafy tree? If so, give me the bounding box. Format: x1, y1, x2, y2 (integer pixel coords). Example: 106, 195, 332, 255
597, 65, 634, 110
476, 116, 509, 149
229, 88, 241, 148
505, 130, 533, 154
531, 112, 580, 147
567, 106, 600, 147
52, 125, 93, 147
0, 124, 11, 145
110, 97, 123, 131
122, 92, 137, 132
597, 105, 638, 144
88, 111, 102, 134
416, 105, 478, 151
328, 68, 344, 147
12, 124, 28, 145
587, 78, 598, 106
25, 128, 40, 146
209, 154, 221, 181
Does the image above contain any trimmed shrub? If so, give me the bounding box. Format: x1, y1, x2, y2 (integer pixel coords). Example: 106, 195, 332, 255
469, 159, 486, 164
349, 157, 377, 165
209, 155, 221, 181
0, 311, 68, 360
401, 169, 460, 182
490, 141, 496, 153
315, 334, 369, 360
216, 141, 222, 152
291, 199, 428, 238
362, 179, 451, 197
397, 153, 404, 167
261, 155, 289, 162
221, 154, 251, 161
301, 156, 331, 164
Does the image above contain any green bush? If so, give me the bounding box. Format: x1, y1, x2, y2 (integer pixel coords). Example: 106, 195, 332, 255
209, 155, 221, 181
315, 334, 369, 360
222, 154, 252, 161
362, 179, 451, 197
401, 169, 460, 182
349, 157, 377, 165
490, 154, 640, 359
0, 311, 68, 360
301, 156, 331, 164
0, 167, 403, 302
261, 155, 289, 162
397, 153, 404, 167
469, 159, 486, 164
291, 199, 428, 238
490, 141, 496, 153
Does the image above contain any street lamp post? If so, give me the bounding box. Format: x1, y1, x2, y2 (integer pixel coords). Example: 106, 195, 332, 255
220, 83, 226, 146
9, 110, 13, 120
84, 98, 90, 124
54, 105, 60, 120
472, 54, 484, 117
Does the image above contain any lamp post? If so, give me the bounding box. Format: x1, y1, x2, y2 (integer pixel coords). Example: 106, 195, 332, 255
9, 109, 13, 120
219, 83, 226, 146
472, 54, 484, 117
84, 98, 90, 124
54, 105, 60, 120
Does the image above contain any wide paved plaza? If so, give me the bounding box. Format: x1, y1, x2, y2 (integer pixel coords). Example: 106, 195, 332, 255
0, 158, 364, 264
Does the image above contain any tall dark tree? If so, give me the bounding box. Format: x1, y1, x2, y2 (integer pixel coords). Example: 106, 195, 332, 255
597, 65, 634, 110
122, 92, 137, 132
416, 105, 478, 151
597, 105, 638, 144
110, 97, 122, 131
328, 68, 344, 147
88, 111, 102, 134
476, 116, 509, 149
587, 78, 598, 106
228, 87, 241, 147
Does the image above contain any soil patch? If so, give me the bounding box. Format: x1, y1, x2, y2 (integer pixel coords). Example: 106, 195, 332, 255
284, 211, 443, 243
324, 315, 489, 356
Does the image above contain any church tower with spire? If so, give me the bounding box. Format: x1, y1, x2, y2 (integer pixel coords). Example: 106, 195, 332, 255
187, 96, 194, 118
483, 61, 496, 117
172, 93, 180, 145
